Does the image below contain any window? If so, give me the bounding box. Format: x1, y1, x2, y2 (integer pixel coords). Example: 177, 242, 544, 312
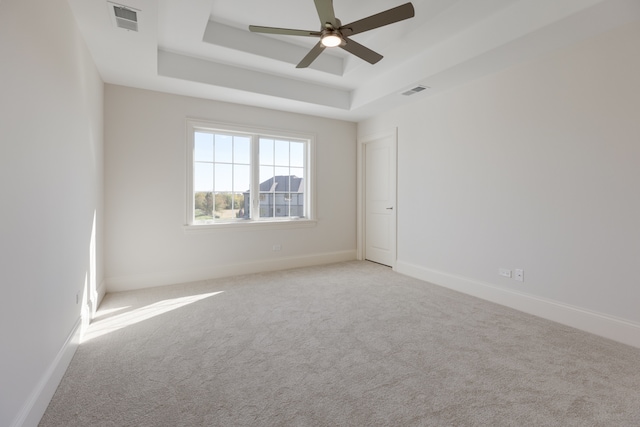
186, 120, 314, 228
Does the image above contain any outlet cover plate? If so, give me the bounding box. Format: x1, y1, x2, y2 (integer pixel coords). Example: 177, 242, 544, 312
499, 268, 512, 278
514, 269, 524, 282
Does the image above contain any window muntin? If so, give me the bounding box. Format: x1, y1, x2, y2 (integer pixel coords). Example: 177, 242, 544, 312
187, 120, 312, 226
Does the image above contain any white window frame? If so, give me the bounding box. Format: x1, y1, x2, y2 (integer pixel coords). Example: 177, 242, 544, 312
184, 119, 316, 233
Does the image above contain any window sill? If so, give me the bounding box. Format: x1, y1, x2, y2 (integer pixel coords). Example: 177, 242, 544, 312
183, 218, 317, 234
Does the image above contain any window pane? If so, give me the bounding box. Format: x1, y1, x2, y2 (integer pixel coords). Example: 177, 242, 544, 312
260, 138, 274, 165
290, 142, 304, 167
289, 174, 304, 194
194, 162, 213, 192
260, 193, 273, 217
215, 134, 233, 163
214, 192, 230, 219
234, 192, 249, 219
234, 136, 250, 164
275, 167, 289, 189
260, 166, 274, 190
234, 164, 250, 193
281, 175, 291, 194
274, 140, 289, 166
215, 163, 232, 192
291, 193, 304, 217
275, 192, 289, 217
194, 133, 213, 162
194, 191, 214, 222
290, 167, 304, 181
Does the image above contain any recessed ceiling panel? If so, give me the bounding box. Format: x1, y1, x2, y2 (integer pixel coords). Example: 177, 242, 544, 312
203, 21, 344, 76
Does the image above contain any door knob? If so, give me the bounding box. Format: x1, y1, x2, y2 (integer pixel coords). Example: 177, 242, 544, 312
386, 207, 393, 210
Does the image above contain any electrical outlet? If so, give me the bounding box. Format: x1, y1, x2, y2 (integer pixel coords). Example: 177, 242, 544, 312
498, 268, 512, 278
514, 269, 524, 282
272, 244, 281, 251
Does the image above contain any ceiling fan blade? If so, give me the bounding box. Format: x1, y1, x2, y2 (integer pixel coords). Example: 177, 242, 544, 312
339, 2, 415, 37
296, 41, 326, 68
249, 25, 321, 37
340, 37, 383, 64
314, 0, 338, 27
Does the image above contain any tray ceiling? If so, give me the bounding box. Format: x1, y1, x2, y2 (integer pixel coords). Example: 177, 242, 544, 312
67, 0, 640, 121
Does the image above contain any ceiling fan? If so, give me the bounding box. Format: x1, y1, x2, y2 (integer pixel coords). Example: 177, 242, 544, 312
249, 0, 415, 68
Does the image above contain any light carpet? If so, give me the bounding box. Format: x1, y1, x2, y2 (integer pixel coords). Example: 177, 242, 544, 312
40, 261, 640, 426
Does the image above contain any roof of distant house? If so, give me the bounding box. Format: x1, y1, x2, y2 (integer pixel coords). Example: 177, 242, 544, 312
247, 175, 303, 193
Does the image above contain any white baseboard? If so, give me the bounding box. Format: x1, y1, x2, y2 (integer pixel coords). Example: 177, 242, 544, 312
106, 250, 357, 292
396, 261, 640, 349
11, 318, 81, 427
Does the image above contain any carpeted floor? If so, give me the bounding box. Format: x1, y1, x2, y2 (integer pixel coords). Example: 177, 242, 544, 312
40, 261, 640, 426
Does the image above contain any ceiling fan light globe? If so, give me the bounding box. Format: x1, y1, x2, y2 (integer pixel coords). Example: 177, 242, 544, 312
321, 34, 341, 47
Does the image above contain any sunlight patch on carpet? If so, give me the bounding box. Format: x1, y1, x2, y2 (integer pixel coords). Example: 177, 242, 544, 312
82, 291, 224, 342
91, 305, 131, 320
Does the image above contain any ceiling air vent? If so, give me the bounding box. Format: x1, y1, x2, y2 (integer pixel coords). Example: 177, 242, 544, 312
109, 2, 139, 32
401, 85, 429, 96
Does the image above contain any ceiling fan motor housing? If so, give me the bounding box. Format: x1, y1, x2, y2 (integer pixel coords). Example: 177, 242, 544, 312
320, 29, 343, 47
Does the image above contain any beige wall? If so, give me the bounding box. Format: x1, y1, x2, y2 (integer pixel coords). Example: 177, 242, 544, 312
359, 21, 640, 344
0, 0, 104, 425
104, 85, 357, 291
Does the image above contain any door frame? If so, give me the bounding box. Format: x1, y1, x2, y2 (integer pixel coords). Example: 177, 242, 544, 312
357, 128, 398, 268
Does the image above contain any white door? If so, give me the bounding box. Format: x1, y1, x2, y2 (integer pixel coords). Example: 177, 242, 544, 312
364, 133, 396, 267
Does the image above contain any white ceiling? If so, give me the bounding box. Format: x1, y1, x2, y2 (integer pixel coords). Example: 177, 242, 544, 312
67, 0, 640, 122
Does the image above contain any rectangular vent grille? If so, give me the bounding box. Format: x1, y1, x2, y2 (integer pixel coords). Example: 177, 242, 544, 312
401, 85, 428, 96
113, 5, 138, 31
